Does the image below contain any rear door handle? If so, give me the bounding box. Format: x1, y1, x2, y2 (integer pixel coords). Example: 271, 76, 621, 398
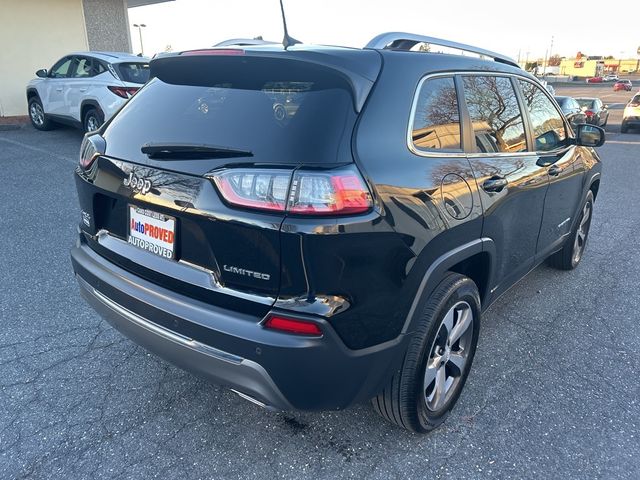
548, 165, 563, 176
56, 87, 63, 92
79, 88, 87, 92
482, 176, 508, 193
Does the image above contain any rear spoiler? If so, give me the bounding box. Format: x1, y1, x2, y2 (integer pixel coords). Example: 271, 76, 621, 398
149, 48, 382, 113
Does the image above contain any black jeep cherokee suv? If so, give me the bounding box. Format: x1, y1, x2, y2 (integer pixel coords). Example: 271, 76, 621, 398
71, 33, 604, 433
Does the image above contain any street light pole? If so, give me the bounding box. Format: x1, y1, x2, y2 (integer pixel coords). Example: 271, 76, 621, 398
133, 23, 146, 55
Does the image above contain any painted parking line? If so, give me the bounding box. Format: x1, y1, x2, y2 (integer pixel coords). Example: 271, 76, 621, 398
0, 136, 74, 164
605, 140, 640, 145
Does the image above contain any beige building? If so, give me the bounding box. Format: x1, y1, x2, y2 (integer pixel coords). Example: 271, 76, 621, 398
559, 58, 605, 78
0, 0, 170, 118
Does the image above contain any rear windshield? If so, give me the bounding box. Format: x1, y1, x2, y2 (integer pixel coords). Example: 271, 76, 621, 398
116, 62, 150, 84
103, 59, 357, 165
576, 99, 594, 109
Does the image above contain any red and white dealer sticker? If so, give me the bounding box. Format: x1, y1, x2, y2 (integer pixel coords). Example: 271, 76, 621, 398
128, 206, 175, 259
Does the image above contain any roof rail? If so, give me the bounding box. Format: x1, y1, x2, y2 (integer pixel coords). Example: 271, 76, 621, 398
365, 32, 520, 69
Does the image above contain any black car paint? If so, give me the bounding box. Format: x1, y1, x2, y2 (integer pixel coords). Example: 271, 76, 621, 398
71, 45, 602, 410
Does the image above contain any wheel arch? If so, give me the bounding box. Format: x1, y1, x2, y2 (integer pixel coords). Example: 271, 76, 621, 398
401, 238, 495, 335
589, 176, 600, 201
26, 88, 40, 101
80, 99, 103, 123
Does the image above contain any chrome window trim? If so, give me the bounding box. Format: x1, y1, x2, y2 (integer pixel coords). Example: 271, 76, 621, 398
407, 71, 572, 159
407, 73, 466, 158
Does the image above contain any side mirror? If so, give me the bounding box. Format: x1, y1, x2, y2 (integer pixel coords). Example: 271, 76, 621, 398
576, 124, 605, 148
36, 69, 47, 78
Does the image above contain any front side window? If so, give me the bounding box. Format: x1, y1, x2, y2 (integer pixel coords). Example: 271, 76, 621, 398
50, 57, 73, 78
519, 80, 567, 152
410, 77, 462, 152
462, 76, 527, 154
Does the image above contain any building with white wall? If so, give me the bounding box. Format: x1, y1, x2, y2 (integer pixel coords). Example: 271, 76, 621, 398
0, 0, 171, 117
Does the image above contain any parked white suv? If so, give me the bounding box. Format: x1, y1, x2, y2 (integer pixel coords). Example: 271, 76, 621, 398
26, 52, 149, 132
621, 94, 640, 133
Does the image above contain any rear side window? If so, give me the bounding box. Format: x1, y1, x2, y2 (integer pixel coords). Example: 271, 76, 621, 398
519, 80, 567, 152
116, 63, 150, 84
462, 76, 527, 154
73, 57, 93, 78
410, 77, 462, 152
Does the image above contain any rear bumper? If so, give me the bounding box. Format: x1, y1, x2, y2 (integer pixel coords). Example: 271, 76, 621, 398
77, 274, 292, 410
71, 238, 407, 411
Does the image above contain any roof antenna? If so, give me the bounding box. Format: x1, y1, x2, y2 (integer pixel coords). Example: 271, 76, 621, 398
279, 0, 301, 49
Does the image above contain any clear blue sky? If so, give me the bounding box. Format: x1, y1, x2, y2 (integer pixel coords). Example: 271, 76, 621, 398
128, 0, 638, 60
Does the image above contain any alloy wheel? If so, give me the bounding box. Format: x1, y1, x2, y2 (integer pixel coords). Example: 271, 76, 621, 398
423, 301, 474, 412
30, 102, 44, 126
573, 201, 592, 264
86, 115, 100, 132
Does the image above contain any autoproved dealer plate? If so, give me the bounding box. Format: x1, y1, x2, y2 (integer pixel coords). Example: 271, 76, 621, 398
128, 205, 175, 259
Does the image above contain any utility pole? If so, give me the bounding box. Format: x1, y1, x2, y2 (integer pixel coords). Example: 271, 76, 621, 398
543, 35, 554, 76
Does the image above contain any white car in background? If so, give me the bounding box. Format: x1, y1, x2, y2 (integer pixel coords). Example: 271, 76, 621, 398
26, 52, 149, 132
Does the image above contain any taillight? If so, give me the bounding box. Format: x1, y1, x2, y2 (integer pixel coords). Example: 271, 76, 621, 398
79, 134, 105, 170
288, 170, 372, 214
263, 314, 323, 336
212, 169, 291, 212
107, 86, 139, 98
585, 110, 595, 117
209, 165, 373, 216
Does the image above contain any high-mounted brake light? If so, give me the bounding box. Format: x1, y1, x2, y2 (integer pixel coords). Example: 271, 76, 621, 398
107, 86, 139, 99
181, 49, 245, 56
79, 134, 105, 170
263, 315, 323, 336
210, 166, 373, 216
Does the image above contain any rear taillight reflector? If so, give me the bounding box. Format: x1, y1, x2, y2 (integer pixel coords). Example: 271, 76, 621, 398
107, 86, 139, 98
209, 166, 372, 216
263, 315, 322, 336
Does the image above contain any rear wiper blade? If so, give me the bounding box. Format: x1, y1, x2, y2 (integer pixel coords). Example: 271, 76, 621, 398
141, 142, 253, 159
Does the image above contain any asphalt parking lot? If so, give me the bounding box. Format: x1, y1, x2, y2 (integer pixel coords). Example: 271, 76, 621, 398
1, 82, 639, 479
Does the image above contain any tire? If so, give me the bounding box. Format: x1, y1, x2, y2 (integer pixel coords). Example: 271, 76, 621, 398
621, 122, 628, 133
83, 107, 103, 133
601, 115, 608, 127
548, 190, 594, 270
372, 272, 481, 433
28, 96, 54, 131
